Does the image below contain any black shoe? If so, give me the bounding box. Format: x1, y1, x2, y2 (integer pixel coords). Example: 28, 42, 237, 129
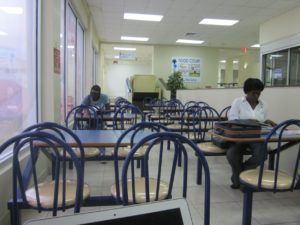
230, 175, 240, 189
230, 184, 240, 189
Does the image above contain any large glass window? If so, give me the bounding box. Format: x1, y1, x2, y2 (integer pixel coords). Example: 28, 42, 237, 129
0, 0, 38, 157
289, 46, 300, 86
76, 21, 84, 106
263, 49, 289, 86
92, 47, 98, 85
64, 2, 84, 116
262, 46, 300, 87
65, 3, 76, 113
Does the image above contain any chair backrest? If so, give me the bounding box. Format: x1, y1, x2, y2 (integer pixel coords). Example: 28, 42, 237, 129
121, 132, 210, 225
196, 101, 210, 107
113, 122, 170, 203
258, 119, 300, 191
179, 105, 202, 137
219, 105, 231, 120
115, 97, 131, 110
113, 104, 145, 130
183, 101, 198, 109
0, 131, 85, 225
65, 105, 100, 130
22, 122, 85, 174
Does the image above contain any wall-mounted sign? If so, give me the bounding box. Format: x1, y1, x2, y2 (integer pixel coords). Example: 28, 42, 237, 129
171, 57, 201, 82
119, 51, 136, 60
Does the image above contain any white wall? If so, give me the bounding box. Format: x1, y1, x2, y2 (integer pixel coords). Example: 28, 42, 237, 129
260, 6, 300, 45
103, 59, 152, 98
177, 87, 300, 123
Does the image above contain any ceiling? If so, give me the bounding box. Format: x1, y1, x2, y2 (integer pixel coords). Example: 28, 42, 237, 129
84, 0, 300, 60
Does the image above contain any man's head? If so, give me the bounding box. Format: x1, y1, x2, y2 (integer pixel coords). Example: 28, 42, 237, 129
243, 78, 264, 103
90, 85, 101, 101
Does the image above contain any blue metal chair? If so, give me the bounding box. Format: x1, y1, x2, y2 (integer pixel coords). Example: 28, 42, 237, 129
110, 122, 170, 204
21, 122, 86, 176
65, 105, 102, 160
65, 104, 101, 130
0, 130, 89, 225
112, 104, 145, 130
239, 119, 300, 225
120, 132, 211, 225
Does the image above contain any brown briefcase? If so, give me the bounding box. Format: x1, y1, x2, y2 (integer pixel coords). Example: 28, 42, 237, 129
214, 119, 264, 138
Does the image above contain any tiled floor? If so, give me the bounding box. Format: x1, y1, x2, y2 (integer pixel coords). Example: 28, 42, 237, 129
22, 147, 300, 225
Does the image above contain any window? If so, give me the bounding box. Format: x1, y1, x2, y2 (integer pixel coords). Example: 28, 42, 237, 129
64, 2, 85, 117
289, 46, 300, 86
92, 47, 98, 84
262, 46, 300, 87
263, 49, 288, 86
0, 0, 38, 158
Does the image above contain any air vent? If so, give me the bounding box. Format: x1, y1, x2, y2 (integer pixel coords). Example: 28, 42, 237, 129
185, 32, 197, 36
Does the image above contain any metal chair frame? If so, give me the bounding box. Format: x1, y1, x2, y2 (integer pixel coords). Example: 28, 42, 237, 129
0, 131, 85, 225
121, 132, 211, 225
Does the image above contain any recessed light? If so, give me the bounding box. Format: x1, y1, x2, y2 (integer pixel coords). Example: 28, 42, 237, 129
199, 18, 239, 26
124, 13, 163, 22
113, 47, 136, 51
0, 7, 23, 14
121, 36, 149, 42
0, 30, 8, 36
176, 39, 204, 44
251, 44, 260, 48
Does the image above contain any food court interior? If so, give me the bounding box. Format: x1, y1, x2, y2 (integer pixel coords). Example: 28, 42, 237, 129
1, 0, 300, 225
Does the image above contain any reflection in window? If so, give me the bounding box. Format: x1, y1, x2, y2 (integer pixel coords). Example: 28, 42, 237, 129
0, 0, 37, 156
263, 50, 288, 86
289, 47, 300, 86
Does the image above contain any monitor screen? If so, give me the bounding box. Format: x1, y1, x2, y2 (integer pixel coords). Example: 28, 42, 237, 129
82, 208, 184, 225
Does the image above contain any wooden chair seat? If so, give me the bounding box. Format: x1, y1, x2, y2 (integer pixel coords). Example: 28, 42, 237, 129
111, 177, 168, 203
197, 142, 226, 154
60, 147, 100, 158
166, 123, 187, 130
112, 145, 147, 158
26, 180, 90, 208
240, 169, 293, 190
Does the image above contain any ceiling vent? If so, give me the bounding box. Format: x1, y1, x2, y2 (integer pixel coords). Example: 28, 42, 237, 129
185, 32, 197, 36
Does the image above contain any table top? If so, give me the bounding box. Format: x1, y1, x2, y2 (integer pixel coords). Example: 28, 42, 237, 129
66, 129, 151, 147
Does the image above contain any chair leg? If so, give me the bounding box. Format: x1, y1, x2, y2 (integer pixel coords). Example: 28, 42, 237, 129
177, 147, 182, 167
268, 153, 275, 170
197, 157, 202, 185
242, 189, 253, 225
68, 160, 74, 170
9, 202, 20, 225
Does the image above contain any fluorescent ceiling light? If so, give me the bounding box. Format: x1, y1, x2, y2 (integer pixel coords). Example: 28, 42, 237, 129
0, 30, 8, 36
124, 13, 163, 22
176, 39, 204, 44
219, 60, 227, 63
251, 44, 260, 48
233, 60, 239, 64
0, 7, 23, 14
270, 54, 283, 58
121, 36, 149, 42
114, 47, 136, 51
199, 18, 238, 26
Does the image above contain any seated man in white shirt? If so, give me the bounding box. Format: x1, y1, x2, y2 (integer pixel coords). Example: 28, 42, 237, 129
226, 78, 276, 189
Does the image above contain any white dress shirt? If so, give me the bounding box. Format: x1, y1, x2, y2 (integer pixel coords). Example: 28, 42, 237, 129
228, 96, 267, 122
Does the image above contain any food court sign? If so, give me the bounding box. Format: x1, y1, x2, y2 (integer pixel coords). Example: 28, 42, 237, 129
171, 57, 201, 82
